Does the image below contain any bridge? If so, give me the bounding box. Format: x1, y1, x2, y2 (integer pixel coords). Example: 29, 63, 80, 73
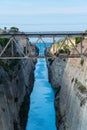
0, 31, 87, 37
0, 31, 87, 59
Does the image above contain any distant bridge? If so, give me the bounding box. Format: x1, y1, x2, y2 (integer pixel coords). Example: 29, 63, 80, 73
0, 31, 87, 59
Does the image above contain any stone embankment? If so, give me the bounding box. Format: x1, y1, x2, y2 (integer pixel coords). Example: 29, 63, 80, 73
0, 35, 37, 130
47, 39, 87, 130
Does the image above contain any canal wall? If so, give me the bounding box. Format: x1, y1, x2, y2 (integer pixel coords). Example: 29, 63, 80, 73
0, 36, 36, 130
47, 38, 87, 130
47, 57, 87, 130
47, 58, 67, 89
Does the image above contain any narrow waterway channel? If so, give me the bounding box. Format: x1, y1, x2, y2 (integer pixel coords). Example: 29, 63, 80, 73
26, 58, 57, 130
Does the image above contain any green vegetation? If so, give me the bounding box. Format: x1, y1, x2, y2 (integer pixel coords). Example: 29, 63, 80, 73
0, 60, 20, 73
55, 40, 70, 55
10, 27, 19, 32
0, 61, 10, 72
80, 58, 84, 66
75, 37, 82, 44
2, 30, 7, 34
84, 30, 87, 33
56, 42, 60, 48
63, 45, 70, 53
58, 47, 70, 54
0, 60, 20, 83
0, 38, 9, 47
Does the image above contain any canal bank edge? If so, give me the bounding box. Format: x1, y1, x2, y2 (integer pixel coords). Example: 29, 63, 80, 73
47, 57, 87, 130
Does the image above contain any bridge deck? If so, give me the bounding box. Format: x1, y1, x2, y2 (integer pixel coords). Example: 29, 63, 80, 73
0, 31, 87, 38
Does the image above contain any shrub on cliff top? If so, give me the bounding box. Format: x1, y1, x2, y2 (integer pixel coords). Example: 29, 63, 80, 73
0, 38, 9, 47
10, 27, 19, 32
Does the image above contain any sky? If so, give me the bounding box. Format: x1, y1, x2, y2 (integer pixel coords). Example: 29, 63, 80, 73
0, 0, 87, 31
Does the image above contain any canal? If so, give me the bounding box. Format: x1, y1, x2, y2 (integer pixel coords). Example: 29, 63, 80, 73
26, 43, 56, 130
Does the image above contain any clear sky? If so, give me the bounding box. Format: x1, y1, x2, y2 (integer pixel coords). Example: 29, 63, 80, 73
0, 0, 87, 31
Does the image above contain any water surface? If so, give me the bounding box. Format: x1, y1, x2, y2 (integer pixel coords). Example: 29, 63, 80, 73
26, 58, 56, 130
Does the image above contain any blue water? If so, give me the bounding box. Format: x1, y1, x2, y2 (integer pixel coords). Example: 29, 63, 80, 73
26, 58, 57, 130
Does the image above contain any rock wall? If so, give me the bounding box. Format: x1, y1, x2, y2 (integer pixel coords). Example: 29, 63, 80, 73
47, 57, 87, 130
0, 37, 36, 130
47, 58, 67, 89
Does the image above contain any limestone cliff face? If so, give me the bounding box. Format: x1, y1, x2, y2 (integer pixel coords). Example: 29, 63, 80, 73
48, 57, 87, 130
47, 58, 67, 89
0, 37, 36, 130
47, 37, 87, 130
58, 58, 87, 130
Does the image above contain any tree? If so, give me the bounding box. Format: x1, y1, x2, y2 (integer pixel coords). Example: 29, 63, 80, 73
10, 27, 19, 32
